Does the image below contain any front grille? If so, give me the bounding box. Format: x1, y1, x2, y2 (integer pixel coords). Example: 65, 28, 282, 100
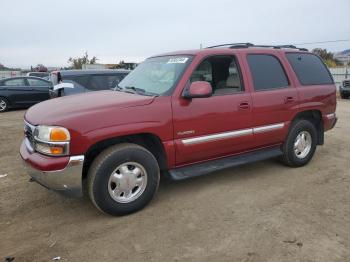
24, 121, 35, 150
344, 80, 350, 88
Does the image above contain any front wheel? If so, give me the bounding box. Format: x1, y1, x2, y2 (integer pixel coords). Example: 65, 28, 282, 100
0, 97, 9, 112
282, 120, 317, 167
88, 143, 160, 216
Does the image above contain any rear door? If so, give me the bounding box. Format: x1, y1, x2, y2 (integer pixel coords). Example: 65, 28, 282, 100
26, 78, 51, 102
172, 55, 254, 165
244, 53, 298, 148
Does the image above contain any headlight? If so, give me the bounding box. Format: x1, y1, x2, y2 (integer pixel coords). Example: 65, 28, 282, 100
33, 126, 70, 156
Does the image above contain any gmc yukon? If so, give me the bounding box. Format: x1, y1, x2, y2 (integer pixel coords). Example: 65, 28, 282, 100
20, 43, 337, 215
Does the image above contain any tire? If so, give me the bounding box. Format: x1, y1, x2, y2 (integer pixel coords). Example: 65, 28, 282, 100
0, 97, 9, 112
282, 119, 317, 167
88, 143, 160, 216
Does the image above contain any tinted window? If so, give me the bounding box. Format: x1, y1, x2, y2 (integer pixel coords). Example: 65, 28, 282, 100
3, 78, 26, 86
27, 78, 49, 86
247, 54, 289, 90
286, 53, 333, 85
63, 75, 90, 88
88, 75, 124, 91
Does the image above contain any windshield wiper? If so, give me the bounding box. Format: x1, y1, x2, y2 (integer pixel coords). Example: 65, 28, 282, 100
124, 86, 147, 94
116, 85, 159, 97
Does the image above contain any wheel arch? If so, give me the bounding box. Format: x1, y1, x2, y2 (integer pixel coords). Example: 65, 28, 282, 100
291, 109, 324, 145
82, 133, 168, 180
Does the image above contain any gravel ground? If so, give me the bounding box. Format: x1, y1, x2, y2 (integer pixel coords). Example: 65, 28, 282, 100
1, 100, 350, 262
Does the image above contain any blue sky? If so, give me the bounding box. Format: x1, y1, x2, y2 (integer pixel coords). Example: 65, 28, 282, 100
1, 0, 349, 68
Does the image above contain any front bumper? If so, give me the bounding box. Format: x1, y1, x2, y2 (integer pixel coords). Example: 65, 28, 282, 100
20, 140, 84, 197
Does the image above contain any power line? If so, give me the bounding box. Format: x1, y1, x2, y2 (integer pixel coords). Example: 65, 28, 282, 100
294, 39, 350, 46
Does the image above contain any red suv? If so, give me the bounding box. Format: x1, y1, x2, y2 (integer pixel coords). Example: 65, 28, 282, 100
20, 43, 337, 215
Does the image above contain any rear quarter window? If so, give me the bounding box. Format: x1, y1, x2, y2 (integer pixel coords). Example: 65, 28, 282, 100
286, 53, 333, 85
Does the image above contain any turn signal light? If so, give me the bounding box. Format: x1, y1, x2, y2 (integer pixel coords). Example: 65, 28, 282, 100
50, 128, 69, 141
49, 146, 64, 155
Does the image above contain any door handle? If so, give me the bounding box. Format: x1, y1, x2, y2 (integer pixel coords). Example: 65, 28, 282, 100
284, 96, 295, 104
238, 101, 250, 110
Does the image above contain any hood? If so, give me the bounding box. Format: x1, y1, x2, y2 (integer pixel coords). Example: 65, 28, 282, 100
25, 90, 155, 126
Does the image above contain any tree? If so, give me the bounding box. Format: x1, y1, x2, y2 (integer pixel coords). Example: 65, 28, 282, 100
312, 48, 341, 67
68, 52, 98, 69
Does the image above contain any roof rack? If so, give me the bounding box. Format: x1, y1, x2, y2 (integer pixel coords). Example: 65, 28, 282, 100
206, 43, 308, 51
206, 43, 254, 49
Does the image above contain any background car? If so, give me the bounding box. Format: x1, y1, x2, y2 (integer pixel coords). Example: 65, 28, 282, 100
340, 79, 350, 99
49, 69, 130, 98
0, 76, 51, 112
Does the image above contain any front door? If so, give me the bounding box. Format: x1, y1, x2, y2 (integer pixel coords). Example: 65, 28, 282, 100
172, 55, 254, 166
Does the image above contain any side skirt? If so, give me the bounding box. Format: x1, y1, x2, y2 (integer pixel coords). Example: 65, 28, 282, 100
168, 146, 282, 181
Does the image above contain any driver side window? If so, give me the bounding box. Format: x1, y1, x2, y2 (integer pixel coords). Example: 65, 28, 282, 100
190, 56, 243, 95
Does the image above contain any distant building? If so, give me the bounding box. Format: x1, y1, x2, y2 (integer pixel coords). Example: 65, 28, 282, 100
334, 49, 350, 65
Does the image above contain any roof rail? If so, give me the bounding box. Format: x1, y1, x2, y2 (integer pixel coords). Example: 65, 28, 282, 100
206, 43, 254, 49
206, 43, 308, 51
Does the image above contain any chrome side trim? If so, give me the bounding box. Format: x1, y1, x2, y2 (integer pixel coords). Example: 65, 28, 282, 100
182, 128, 252, 145
253, 123, 285, 134
181, 122, 285, 145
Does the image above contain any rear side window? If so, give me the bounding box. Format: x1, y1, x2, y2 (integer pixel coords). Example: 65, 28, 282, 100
88, 74, 124, 91
27, 78, 49, 86
286, 53, 333, 85
63, 75, 90, 88
247, 54, 289, 90
3, 78, 26, 86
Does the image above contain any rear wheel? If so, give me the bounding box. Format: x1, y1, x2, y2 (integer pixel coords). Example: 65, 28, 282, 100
88, 143, 160, 216
0, 97, 9, 112
282, 120, 317, 167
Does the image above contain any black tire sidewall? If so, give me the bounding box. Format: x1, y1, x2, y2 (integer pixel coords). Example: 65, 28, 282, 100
90, 145, 159, 215
284, 120, 317, 167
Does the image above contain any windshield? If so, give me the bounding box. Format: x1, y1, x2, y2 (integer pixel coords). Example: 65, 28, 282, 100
118, 55, 192, 96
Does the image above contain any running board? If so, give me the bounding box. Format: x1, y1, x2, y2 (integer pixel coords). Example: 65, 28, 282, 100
168, 146, 282, 180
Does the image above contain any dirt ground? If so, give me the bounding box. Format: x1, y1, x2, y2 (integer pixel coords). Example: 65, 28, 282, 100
1, 100, 350, 262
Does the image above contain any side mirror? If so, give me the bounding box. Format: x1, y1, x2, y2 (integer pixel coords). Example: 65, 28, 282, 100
183, 81, 212, 99
53, 82, 74, 91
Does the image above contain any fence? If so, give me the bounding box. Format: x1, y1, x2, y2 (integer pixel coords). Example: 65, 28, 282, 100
0, 71, 25, 79
329, 67, 349, 89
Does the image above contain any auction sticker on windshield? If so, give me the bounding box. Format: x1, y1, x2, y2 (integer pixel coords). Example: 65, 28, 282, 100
167, 57, 189, 64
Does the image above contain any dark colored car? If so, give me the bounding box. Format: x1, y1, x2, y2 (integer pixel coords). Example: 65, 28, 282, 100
0, 77, 51, 112
21, 43, 336, 215
49, 69, 130, 98
340, 79, 350, 99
